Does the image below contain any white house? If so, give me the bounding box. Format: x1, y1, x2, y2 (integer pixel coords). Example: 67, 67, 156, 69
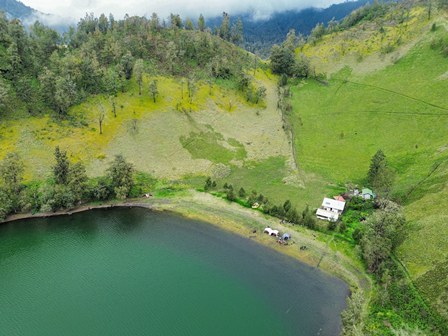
316, 197, 346, 222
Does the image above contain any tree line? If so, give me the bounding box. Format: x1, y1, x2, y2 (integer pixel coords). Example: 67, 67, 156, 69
203, 177, 316, 229
0, 149, 136, 220
0, 11, 255, 119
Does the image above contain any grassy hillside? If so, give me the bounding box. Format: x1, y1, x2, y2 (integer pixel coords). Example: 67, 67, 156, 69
290, 2, 448, 325
301, 5, 433, 75
1, 68, 332, 208
1, 2, 448, 334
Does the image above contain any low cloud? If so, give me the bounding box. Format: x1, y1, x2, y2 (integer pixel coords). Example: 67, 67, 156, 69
22, 0, 346, 22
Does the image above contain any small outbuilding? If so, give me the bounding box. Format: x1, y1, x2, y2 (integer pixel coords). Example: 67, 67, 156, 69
362, 188, 376, 200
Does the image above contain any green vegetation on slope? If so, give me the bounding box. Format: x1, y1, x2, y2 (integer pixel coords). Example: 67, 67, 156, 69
291, 27, 448, 196
288, 2, 448, 332
0, 1, 447, 334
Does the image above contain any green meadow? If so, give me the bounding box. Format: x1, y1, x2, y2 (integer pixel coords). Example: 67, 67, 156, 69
291, 23, 448, 319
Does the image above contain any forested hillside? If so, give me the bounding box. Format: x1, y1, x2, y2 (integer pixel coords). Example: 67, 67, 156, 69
0, 11, 295, 220
0, 1, 448, 335
0, 12, 256, 119
284, 0, 448, 333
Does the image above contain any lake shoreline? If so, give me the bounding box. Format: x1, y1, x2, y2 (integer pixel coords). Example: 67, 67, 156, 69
2, 191, 371, 297
0, 201, 349, 335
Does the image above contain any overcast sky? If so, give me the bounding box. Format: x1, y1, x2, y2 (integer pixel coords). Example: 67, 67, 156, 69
21, 0, 346, 23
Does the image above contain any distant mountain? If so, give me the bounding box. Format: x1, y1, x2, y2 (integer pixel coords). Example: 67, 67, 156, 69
207, 0, 372, 57
0, 0, 70, 32
0, 0, 36, 20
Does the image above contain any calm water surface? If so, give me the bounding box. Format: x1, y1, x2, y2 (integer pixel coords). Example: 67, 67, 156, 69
0, 208, 348, 336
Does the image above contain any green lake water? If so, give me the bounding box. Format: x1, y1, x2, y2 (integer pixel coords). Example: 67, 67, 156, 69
0, 208, 348, 335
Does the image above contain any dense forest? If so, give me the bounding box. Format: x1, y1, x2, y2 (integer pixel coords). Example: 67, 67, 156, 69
0, 11, 256, 119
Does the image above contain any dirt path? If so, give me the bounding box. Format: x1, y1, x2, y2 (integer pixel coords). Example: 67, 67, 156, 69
258, 75, 299, 172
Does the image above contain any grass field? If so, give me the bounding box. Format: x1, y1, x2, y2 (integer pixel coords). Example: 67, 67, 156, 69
291, 21, 448, 319
0, 69, 317, 208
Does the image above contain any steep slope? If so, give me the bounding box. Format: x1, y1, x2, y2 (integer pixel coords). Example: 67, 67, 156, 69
290, 1, 448, 323
0, 12, 326, 210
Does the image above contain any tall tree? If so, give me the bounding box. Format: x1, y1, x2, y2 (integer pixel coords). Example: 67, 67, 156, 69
107, 155, 134, 199
0, 189, 12, 220
134, 58, 145, 95
187, 77, 196, 104
0, 152, 24, 191
150, 13, 160, 32
98, 105, 105, 134
0, 80, 10, 111
121, 51, 134, 80
0, 152, 24, 212
255, 86, 267, 104
284, 29, 297, 51
185, 18, 194, 30
270, 44, 295, 76
54, 76, 77, 116
198, 14, 205, 32
30, 21, 61, 65
104, 67, 123, 96
367, 150, 394, 195
110, 95, 117, 117
231, 17, 244, 45
98, 14, 109, 33
170, 14, 183, 29
68, 162, 88, 202
309, 22, 326, 42
361, 200, 406, 274
53, 146, 70, 185
149, 79, 159, 103
219, 12, 230, 41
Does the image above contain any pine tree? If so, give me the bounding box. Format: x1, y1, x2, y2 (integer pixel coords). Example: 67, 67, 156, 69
53, 146, 70, 185
219, 12, 230, 41
198, 14, 205, 32
367, 150, 393, 194
231, 17, 244, 45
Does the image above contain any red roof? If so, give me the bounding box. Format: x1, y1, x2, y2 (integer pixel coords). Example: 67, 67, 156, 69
333, 195, 345, 202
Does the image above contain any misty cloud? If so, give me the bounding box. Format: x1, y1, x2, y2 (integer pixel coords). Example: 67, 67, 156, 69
22, 0, 346, 22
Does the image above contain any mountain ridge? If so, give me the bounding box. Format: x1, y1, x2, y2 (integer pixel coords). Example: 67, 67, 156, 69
206, 0, 372, 56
